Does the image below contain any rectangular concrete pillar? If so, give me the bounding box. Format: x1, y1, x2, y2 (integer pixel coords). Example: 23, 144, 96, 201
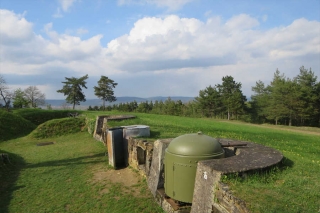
107, 128, 125, 169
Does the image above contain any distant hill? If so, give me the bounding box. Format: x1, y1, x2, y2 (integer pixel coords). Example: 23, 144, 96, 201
44, 96, 195, 109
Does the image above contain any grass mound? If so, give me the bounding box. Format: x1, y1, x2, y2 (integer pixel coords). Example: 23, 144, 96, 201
0, 110, 36, 142
30, 117, 86, 139
13, 109, 82, 125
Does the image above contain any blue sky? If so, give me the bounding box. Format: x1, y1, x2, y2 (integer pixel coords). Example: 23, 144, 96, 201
0, 0, 319, 99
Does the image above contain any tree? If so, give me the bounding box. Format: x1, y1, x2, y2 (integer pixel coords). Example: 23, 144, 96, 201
265, 69, 288, 125
0, 75, 12, 111
12, 88, 28, 108
295, 66, 318, 125
251, 80, 270, 123
93, 76, 117, 110
24, 86, 46, 108
314, 82, 320, 127
57, 75, 88, 110
251, 67, 319, 127
217, 76, 246, 120
163, 97, 176, 115
281, 78, 301, 126
195, 85, 222, 118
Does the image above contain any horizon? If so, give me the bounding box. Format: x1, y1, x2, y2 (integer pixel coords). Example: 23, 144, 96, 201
1, 0, 319, 99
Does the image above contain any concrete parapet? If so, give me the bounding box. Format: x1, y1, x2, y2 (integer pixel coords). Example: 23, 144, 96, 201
93, 115, 135, 142
147, 139, 173, 196
102, 122, 283, 213
191, 139, 283, 213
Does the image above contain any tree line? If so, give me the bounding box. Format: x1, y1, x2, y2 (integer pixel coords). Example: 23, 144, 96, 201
88, 66, 320, 127
0, 75, 117, 111
1, 66, 319, 127
251, 66, 320, 126
0, 75, 46, 110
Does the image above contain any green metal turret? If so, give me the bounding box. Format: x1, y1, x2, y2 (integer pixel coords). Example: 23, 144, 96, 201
164, 132, 224, 203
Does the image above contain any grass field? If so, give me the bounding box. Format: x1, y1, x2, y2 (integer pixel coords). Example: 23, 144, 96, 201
1, 110, 320, 212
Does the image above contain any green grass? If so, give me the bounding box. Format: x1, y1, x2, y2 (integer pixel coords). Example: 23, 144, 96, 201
0, 110, 36, 142
1, 110, 319, 213
13, 108, 83, 125
0, 132, 163, 213
29, 117, 86, 139
104, 112, 320, 213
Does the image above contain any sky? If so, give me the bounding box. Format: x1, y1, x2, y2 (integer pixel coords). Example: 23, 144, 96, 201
0, 0, 319, 99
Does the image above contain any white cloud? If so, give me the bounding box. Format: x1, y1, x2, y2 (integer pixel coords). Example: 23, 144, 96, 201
53, 7, 63, 18
76, 28, 89, 35
58, 0, 78, 12
225, 14, 260, 30
0, 9, 33, 44
0, 9, 319, 98
0, 11, 104, 70
106, 14, 319, 71
117, 0, 194, 11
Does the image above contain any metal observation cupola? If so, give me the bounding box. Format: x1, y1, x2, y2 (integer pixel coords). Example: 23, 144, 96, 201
164, 132, 225, 203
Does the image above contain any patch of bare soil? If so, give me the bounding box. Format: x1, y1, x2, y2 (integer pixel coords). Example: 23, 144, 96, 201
92, 167, 140, 186
90, 165, 148, 198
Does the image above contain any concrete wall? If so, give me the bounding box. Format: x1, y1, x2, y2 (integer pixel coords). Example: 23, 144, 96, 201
94, 116, 261, 212
126, 137, 283, 213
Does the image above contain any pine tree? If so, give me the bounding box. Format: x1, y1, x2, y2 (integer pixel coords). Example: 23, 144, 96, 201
94, 76, 117, 110
217, 76, 246, 120
57, 74, 88, 110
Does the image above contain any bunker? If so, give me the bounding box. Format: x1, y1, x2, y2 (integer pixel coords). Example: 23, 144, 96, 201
164, 132, 225, 203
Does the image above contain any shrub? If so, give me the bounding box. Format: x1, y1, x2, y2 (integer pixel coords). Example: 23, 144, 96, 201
30, 117, 86, 139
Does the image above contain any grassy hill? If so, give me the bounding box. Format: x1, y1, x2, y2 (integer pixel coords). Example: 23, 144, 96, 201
0, 110, 36, 142
1, 110, 319, 212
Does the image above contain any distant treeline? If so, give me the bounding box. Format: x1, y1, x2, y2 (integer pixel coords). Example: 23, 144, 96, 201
88, 66, 320, 127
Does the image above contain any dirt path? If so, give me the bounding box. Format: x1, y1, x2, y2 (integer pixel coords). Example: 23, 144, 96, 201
90, 165, 148, 198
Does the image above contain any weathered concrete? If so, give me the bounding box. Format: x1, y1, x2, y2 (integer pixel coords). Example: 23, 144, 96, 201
191, 139, 283, 213
156, 189, 192, 213
106, 128, 125, 168
123, 125, 150, 138
124, 137, 283, 213
147, 139, 173, 196
127, 138, 154, 177
209, 139, 283, 173
106, 124, 150, 168
93, 115, 135, 142
213, 182, 248, 213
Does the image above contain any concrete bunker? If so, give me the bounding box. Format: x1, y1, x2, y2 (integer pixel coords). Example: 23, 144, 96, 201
106, 124, 150, 169
93, 115, 136, 142
99, 117, 283, 213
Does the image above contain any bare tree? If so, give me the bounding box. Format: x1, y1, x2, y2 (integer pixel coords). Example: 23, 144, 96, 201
24, 86, 46, 108
0, 75, 12, 111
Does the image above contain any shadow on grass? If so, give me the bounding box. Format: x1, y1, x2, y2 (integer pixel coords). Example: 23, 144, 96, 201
280, 156, 294, 169
150, 130, 161, 138
0, 151, 26, 213
25, 153, 106, 169
0, 127, 37, 144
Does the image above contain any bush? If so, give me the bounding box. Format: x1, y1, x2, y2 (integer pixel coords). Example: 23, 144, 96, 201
30, 117, 86, 139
